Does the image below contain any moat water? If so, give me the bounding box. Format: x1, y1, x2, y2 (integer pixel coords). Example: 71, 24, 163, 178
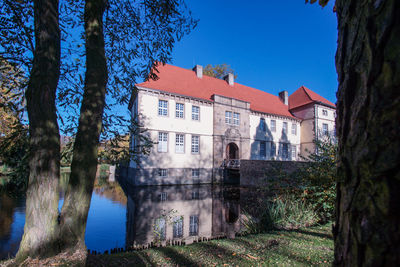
0, 176, 268, 260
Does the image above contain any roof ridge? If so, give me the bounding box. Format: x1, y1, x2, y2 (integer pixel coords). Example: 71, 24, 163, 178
301, 86, 314, 102
158, 64, 280, 101
135, 63, 299, 118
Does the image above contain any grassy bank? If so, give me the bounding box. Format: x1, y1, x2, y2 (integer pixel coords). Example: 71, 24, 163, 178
87, 223, 333, 267
1, 223, 333, 266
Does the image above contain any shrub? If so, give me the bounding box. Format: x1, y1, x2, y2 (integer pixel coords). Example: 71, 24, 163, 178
241, 194, 318, 233
266, 194, 318, 229
299, 138, 337, 223
0, 124, 29, 192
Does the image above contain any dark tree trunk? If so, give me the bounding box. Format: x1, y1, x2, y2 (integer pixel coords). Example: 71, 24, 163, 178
16, 0, 61, 261
59, 0, 107, 252
334, 0, 400, 265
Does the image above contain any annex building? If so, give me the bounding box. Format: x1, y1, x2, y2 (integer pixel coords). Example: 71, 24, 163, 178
127, 63, 336, 185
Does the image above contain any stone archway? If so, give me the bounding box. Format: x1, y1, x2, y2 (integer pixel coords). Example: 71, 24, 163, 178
226, 142, 239, 160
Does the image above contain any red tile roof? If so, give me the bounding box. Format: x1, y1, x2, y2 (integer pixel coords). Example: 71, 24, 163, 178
288, 86, 335, 110
136, 64, 296, 118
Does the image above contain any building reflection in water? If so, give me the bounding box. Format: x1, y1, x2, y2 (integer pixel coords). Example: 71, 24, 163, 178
122, 184, 241, 248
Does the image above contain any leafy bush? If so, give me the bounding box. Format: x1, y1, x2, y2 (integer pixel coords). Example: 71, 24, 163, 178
0, 124, 29, 192
299, 138, 337, 222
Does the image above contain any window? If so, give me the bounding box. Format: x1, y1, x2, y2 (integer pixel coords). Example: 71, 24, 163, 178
158, 169, 168, 177
270, 142, 276, 157
192, 105, 200, 120
176, 103, 184, 118
158, 100, 168, 116
158, 132, 168, 152
191, 136, 199, 154
291, 145, 297, 160
322, 123, 329, 135
159, 192, 167, 201
260, 118, 266, 131
191, 191, 199, 200
271, 120, 276, 132
189, 215, 199, 236
173, 217, 183, 238
155, 218, 166, 240
225, 111, 232, 124
175, 134, 184, 153
291, 123, 297, 135
282, 143, 289, 159
192, 168, 200, 178
282, 122, 288, 134
233, 112, 240, 125
260, 141, 266, 157
322, 109, 328, 116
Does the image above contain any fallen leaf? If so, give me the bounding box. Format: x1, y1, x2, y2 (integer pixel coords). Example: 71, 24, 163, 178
247, 254, 259, 260
232, 252, 237, 256
217, 254, 223, 258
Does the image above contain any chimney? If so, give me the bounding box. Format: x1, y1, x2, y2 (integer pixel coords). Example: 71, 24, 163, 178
224, 73, 234, 86
279, 90, 288, 105
193, 65, 203, 78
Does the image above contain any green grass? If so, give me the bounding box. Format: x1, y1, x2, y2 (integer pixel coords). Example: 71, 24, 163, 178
87, 223, 333, 267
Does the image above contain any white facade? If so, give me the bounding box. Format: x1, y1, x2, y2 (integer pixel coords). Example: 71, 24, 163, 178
127, 66, 336, 185
291, 103, 336, 156
129, 88, 214, 185
249, 113, 301, 161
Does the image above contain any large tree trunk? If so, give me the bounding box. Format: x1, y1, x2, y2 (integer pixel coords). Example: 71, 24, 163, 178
16, 0, 61, 261
59, 0, 107, 252
334, 0, 400, 265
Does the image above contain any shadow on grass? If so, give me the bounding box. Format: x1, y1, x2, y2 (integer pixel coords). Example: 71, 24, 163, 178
269, 246, 315, 266
194, 241, 261, 265
86, 251, 156, 267
155, 247, 199, 266
229, 236, 281, 250
288, 228, 333, 240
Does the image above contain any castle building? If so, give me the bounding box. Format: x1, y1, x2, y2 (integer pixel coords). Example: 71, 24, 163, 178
127, 64, 335, 185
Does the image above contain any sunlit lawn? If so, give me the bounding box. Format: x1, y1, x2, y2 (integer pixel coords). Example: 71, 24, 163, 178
87, 223, 333, 267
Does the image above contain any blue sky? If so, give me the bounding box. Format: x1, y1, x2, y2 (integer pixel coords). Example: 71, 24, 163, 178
170, 0, 338, 103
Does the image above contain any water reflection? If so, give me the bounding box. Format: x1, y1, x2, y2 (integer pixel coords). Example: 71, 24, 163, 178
0, 177, 260, 259
121, 183, 242, 248
0, 193, 25, 260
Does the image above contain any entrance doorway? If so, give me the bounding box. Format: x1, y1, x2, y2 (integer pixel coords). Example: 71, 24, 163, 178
226, 143, 239, 160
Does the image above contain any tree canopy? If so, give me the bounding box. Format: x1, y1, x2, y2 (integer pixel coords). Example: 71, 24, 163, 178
0, 0, 197, 262
203, 63, 237, 79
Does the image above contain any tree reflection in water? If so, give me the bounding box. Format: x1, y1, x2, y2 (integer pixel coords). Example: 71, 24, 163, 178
0, 176, 270, 258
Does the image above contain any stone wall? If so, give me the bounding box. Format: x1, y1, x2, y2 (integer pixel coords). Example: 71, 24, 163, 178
240, 160, 309, 187
212, 95, 251, 168
117, 166, 212, 186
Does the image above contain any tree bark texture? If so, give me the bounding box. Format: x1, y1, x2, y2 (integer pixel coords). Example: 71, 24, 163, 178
59, 0, 107, 251
334, 0, 400, 266
16, 0, 61, 261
